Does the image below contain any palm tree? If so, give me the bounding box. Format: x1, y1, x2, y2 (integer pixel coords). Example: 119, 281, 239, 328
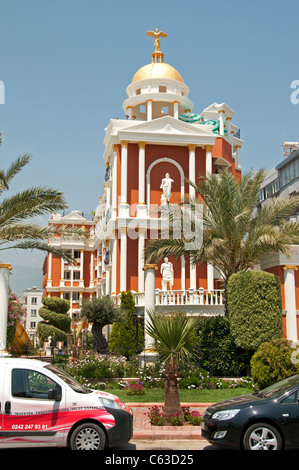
145, 310, 199, 419
0, 154, 85, 262
145, 169, 299, 315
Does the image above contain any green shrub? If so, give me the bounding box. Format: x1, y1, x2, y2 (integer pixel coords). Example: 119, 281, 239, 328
37, 296, 71, 343
250, 338, 299, 388
193, 316, 248, 376
108, 291, 144, 358
65, 354, 126, 382
178, 369, 253, 390
227, 270, 283, 351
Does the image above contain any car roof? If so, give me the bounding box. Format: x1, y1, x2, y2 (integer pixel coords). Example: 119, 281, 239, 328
0, 357, 48, 368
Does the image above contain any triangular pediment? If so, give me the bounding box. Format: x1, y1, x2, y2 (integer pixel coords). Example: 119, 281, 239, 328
61, 210, 87, 221
117, 115, 215, 138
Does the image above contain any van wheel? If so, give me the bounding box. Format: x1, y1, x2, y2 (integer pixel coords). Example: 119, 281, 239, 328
70, 423, 106, 450
243, 422, 282, 450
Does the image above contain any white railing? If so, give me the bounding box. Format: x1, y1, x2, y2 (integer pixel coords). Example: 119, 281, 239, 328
115, 289, 224, 307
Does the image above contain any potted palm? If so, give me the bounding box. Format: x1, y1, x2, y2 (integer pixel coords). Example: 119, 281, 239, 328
145, 310, 199, 420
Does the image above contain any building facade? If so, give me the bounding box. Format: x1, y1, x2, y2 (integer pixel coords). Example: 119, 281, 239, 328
258, 145, 299, 341
42, 30, 245, 332
42, 210, 98, 323
92, 30, 243, 316
21, 286, 43, 346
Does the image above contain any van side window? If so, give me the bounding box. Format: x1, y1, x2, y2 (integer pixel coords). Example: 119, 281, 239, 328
12, 369, 60, 400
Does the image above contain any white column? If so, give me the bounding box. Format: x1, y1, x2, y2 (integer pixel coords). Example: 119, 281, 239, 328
235, 145, 241, 169
119, 140, 129, 217
80, 250, 84, 287
207, 263, 214, 291
106, 269, 111, 296
284, 265, 298, 342
80, 250, 84, 278
188, 144, 196, 198
188, 144, 197, 290
120, 140, 128, 204
205, 145, 213, 176
226, 116, 232, 143
173, 100, 179, 119
137, 142, 147, 218
111, 233, 117, 294
190, 262, 196, 289
181, 256, 186, 291
120, 227, 127, 292
90, 252, 94, 287
218, 110, 225, 136
0, 263, 11, 353
111, 144, 117, 219
138, 228, 146, 292
147, 100, 153, 121
60, 257, 64, 284
138, 141, 146, 204
143, 264, 158, 349
47, 253, 52, 287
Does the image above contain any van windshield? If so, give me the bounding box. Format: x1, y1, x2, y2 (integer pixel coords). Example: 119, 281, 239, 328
45, 364, 92, 394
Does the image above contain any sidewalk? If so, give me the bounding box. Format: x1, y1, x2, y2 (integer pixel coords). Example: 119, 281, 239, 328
128, 402, 211, 440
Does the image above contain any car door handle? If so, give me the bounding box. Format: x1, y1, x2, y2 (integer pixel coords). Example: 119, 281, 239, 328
5, 401, 11, 414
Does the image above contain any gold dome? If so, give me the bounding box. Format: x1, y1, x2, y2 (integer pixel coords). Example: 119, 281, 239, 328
132, 62, 184, 84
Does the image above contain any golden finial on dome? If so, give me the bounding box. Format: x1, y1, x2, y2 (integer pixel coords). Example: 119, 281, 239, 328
146, 28, 167, 63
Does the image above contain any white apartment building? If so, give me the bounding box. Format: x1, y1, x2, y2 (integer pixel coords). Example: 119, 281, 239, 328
22, 286, 43, 346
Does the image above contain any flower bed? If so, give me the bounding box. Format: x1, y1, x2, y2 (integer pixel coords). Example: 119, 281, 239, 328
146, 406, 202, 427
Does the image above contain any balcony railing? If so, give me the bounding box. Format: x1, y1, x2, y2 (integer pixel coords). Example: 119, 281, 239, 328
113, 289, 224, 308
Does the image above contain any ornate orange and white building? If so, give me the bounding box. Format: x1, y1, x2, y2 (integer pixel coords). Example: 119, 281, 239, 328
42, 210, 98, 322
42, 30, 244, 328
92, 29, 243, 316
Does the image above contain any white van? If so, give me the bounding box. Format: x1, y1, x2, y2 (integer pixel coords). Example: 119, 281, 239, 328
0, 358, 133, 450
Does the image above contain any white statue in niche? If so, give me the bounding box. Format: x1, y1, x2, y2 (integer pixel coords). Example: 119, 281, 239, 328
161, 257, 174, 290
160, 173, 174, 204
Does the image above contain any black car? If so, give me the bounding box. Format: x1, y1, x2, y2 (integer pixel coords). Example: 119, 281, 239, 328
201, 374, 299, 450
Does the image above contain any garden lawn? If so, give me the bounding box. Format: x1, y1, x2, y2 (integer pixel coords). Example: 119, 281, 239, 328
111, 387, 254, 403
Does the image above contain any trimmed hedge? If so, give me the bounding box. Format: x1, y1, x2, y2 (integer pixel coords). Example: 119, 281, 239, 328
37, 296, 71, 343
227, 270, 283, 351
250, 338, 299, 388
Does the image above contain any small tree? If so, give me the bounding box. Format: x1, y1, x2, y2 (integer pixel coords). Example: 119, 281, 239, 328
80, 296, 126, 354
227, 270, 283, 353
108, 291, 144, 357
37, 296, 71, 345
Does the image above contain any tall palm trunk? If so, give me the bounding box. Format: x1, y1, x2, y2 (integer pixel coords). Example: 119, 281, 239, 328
163, 356, 181, 419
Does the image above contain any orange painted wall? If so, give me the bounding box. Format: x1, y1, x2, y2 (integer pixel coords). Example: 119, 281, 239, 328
264, 265, 299, 340
127, 236, 138, 291
51, 255, 61, 287
212, 137, 241, 180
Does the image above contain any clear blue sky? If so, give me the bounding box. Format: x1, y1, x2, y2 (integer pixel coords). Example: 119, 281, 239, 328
1, 0, 298, 294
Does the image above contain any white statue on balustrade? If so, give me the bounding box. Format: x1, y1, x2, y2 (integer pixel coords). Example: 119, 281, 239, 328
160, 173, 174, 204
161, 257, 174, 290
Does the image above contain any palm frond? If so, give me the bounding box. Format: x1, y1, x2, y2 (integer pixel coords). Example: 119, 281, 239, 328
145, 310, 199, 363
0, 240, 75, 263
0, 186, 68, 226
